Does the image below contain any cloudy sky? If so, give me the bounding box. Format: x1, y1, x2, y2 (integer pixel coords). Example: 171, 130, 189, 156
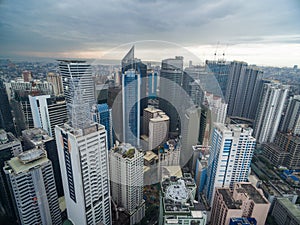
1, 0, 300, 66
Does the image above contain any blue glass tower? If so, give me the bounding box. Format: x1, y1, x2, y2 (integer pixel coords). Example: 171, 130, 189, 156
93, 104, 113, 150
122, 69, 141, 147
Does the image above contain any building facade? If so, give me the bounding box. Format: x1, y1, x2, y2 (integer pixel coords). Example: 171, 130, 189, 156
280, 95, 300, 135
4, 148, 61, 225
254, 82, 289, 143
206, 124, 256, 205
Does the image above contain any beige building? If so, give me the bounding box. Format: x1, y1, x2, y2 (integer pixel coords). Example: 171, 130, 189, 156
47, 72, 63, 96
211, 182, 270, 225
143, 107, 169, 150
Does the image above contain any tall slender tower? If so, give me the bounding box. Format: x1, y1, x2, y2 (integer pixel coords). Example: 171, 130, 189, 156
55, 70, 112, 224
254, 82, 289, 143
109, 143, 145, 225
122, 69, 141, 147
280, 95, 300, 135
206, 123, 255, 205
58, 60, 95, 114
4, 148, 61, 225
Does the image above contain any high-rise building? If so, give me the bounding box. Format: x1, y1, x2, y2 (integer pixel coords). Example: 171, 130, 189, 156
22, 70, 32, 82
122, 69, 141, 147
203, 91, 227, 123
159, 173, 207, 225
55, 122, 112, 225
211, 183, 269, 225
148, 111, 169, 150
92, 103, 113, 150
4, 148, 62, 225
58, 60, 95, 114
254, 82, 289, 143
159, 56, 184, 134
47, 72, 64, 96
0, 79, 15, 134
280, 95, 300, 135
206, 124, 255, 205
122, 46, 147, 117
148, 69, 158, 99
109, 143, 145, 225
22, 128, 64, 197
29, 95, 67, 137
0, 130, 23, 220
180, 106, 201, 168
205, 60, 231, 97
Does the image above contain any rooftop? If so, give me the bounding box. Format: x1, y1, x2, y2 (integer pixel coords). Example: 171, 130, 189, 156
0, 130, 21, 149
22, 128, 53, 145
5, 148, 48, 174
277, 198, 300, 221
112, 143, 140, 159
238, 183, 268, 204
218, 189, 241, 209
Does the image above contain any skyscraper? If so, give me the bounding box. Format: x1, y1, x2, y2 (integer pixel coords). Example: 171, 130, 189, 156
4, 148, 62, 225
55, 122, 112, 225
254, 82, 289, 143
58, 60, 95, 115
159, 56, 184, 134
29, 95, 67, 137
55, 70, 112, 225
148, 69, 158, 99
122, 69, 141, 147
109, 143, 145, 225
206, 124, 255, 205
47, 72, 64, 96
92, 103, 113, 150
280, 95, 300, 135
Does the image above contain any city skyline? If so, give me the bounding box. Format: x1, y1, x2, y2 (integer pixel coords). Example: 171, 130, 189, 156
0, 0, 300, 67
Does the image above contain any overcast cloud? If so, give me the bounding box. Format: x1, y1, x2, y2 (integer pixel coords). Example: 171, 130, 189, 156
0, 0, 300, 66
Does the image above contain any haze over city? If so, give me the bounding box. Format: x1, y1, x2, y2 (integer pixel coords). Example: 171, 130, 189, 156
1, 0, 300, 66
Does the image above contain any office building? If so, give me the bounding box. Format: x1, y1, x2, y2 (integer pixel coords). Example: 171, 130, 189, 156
148, 69, 158, 99
22, 128, 64, 197
4, 148, 61, 225
159, 56, 184, 134
271, 198, 300, 225
203, 91, 227, 123
0, 130, 23, 220
280, 95, 300, 135
47, 72, 64, 96
180, 106, 201, 168
206, 124, 256, 205
159, 173, 207, 225
29, 95, 67, 137
122, 69, 141, 147
211, 183, 269, 225
58, 60, 95, 114
92, 103, 113, 150
55, 122, 112, 225
254, 82, 289, 143
205, 60, 231, 97
109, 143, 145, 225
22, 70, 32, 82
122, 46, 147, 117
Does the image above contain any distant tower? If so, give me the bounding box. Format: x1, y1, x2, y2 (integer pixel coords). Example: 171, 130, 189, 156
280, 95, 300, 135
254, 82, 289, 143
4, 148, 62, 225
109, 143, 145, 225
0, 79, 15, 134
122, 69, 141, 147
47, 72, 64, 96
206, 124, 255, 205
147, 69, 158, 99
159, 56, 184, 134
